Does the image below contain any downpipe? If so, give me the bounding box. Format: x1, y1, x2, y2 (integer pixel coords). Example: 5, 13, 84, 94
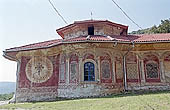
123, 42, 134, 92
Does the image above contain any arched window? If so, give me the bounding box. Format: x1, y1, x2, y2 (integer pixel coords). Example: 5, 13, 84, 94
144, 54, 160, 82
146, 62, 158, 79
84, 62, 95, 81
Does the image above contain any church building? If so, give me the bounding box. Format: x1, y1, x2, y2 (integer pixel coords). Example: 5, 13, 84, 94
3, 20, 170, 102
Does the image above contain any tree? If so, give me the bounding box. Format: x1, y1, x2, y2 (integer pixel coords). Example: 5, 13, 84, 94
149, 25, 158, 34
158, 19, 170, 33
130, 18, 170, 34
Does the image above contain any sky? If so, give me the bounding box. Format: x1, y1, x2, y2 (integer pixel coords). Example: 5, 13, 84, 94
0, 0, 170, 82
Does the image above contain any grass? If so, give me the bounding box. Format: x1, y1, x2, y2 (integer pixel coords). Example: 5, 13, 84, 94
0, 91, 170, 110
0, 93, 14, 101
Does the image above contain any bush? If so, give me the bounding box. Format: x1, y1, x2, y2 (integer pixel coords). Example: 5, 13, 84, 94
0, 92, 14, 101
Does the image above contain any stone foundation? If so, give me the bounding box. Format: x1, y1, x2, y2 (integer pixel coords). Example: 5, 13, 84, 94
15, 83, 123, 102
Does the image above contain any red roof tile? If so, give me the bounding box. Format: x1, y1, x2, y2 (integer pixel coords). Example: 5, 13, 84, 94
74, 20, 128, 29
133, 33, 170, 42
6, 39, 62, 52
5, 33, 170, 52
63, 36, 111, 42
111, 33, 170, 42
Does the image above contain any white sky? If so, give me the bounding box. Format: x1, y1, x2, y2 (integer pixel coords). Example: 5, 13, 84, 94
0, 0, 170, 82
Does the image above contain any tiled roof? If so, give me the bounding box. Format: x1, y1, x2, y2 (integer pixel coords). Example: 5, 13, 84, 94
63, 36, 111, 42
57, 20, 128, 32
56, 20, 128, 38
111, 33, 170, 42
74, 20, 128, 29
133, 33, 170, 42
5, 33, 170, 52
5, 39, 62, 52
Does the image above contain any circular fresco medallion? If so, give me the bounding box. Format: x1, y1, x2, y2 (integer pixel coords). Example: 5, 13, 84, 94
25, 56, 53, 83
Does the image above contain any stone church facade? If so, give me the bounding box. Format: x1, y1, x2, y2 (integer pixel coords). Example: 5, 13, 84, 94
3, 20, 170, 102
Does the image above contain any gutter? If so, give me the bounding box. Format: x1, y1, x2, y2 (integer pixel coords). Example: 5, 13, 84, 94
133, 40, 170, 44
3, 51, 20, 103
3, 51, 17, 61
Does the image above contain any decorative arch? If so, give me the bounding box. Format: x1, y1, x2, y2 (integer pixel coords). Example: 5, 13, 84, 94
163, 52, 170, 61
100, 52, 112, 83
69, 53, 79, 83
99, 50, 113, 58
82, 59, 98, 82
81, 52, 98, 82
142, 52, 160, 60
126, 52, 139, 83
83, 53, 95, 61
143, 53, 160, 82
163, 51, 170, 82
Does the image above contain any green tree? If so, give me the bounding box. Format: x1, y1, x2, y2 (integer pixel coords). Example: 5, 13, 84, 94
157, 19, 170, 33
130, 18, 170, 34
149, 25, 158, 34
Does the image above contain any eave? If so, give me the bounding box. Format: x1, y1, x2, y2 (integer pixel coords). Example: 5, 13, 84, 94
4, 39, 170, 53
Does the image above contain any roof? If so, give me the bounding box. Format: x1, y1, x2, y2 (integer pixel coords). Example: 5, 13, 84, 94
56, 20, 128, 38
4, 33, 170, 52
132, 33, 170, 42
5, 39, 62, 52
74, 20, 128, 29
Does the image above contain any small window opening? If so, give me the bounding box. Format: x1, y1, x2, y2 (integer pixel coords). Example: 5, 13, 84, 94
88, 26, 94, 35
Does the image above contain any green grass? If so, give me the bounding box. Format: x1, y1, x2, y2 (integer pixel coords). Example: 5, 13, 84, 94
0, 91, 170, 110
0, 93, 14, 101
